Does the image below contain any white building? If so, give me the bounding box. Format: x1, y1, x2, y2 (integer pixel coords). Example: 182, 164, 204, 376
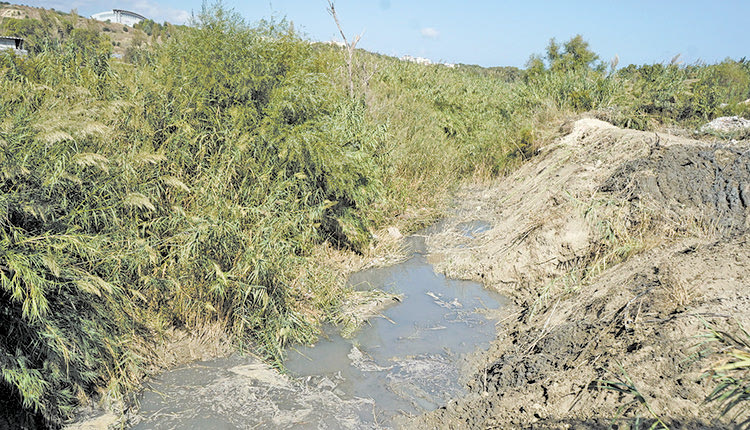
0, 36, 26, 55
400, 55, 433, 66
326, 40, 346, 48
91, 9, 146, 27
400, 55, 456, 68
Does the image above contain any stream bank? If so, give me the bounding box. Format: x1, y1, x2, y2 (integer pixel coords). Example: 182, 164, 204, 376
412, 118, 750, 428
123, 228, 506, 429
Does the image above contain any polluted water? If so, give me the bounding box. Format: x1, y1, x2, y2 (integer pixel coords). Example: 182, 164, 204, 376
129, 223, 505, 429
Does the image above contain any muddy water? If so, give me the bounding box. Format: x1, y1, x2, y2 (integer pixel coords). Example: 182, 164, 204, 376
455, 220, 491, 239
130, 225, 504, 429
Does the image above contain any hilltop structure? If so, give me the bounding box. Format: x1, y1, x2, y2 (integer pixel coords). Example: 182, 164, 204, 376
0, 36, 26, 55
400, 54, 456, 68
91, 9, 146, 27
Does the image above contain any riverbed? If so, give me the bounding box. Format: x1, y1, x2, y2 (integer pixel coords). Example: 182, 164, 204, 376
129, 224, 504, 429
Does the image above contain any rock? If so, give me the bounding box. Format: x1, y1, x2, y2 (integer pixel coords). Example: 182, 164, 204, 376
701, 116, 750, 134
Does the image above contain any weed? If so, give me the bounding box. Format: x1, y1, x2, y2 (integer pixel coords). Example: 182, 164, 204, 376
701, 321, 750, 426
598, 363, 670, 429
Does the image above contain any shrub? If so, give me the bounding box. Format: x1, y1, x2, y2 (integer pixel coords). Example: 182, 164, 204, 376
1, 4, 386, 424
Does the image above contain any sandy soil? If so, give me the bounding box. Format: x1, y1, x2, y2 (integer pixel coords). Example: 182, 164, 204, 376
412, 118, 750, 429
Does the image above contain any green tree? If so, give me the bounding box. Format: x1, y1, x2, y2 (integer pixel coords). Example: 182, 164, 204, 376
526, 34, 601, 75
548, 34, 600, 72
524, 53, 546, 79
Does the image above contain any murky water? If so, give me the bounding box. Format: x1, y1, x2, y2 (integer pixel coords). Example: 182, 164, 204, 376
455, 220, 491, 239
129, 229, 504, 429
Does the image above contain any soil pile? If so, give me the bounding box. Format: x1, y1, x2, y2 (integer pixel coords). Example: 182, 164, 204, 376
414, 118, 750, 428
602, 140, 750, 234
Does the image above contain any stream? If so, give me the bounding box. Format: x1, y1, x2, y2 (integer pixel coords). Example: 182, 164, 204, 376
129, 222, 504, 429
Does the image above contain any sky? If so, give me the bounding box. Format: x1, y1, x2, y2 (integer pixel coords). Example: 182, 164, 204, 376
19, 0, 750, 68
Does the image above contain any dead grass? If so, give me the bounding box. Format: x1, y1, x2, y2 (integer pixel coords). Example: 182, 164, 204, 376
656, 264, 702, 315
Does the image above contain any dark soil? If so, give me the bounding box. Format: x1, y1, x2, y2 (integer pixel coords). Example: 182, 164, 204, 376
601, 142, 750, 235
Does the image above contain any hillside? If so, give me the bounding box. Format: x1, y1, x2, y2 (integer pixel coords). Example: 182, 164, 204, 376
0, 3, 169, 57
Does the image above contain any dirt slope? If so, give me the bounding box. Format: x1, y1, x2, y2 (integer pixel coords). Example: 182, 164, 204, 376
413, 118, 750, 428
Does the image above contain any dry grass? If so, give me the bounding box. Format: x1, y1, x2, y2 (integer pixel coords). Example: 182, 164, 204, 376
702, 322, 750, 426
656, 264, 701, 315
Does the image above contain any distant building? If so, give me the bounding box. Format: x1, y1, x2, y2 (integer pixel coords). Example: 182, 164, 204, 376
400, 54, 456, 68
91, 9, 146, 27
400, 55, 432, 66
0, 36, 27, 55
326, 40, 346, 48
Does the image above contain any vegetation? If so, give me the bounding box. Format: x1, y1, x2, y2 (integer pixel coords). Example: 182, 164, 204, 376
133, 19, 169, 38
1, 2, 749, 427
523, 36, 750, 129
701, 322, 750, 426
598, 364, 669, 429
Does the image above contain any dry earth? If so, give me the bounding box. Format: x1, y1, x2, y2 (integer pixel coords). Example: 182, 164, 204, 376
412, 118, 750, 429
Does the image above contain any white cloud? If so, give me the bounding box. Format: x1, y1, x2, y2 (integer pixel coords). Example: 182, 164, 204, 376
420, 27, 439, 39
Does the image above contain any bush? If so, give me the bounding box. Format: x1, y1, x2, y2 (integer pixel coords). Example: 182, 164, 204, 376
0, 4, 386, 425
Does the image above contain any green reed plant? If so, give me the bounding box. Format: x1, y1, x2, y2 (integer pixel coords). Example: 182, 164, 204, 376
701, 322, 750, 426
1, 4, 389, 425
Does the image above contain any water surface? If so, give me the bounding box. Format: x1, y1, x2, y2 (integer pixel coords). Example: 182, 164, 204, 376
130, 231, 504, 429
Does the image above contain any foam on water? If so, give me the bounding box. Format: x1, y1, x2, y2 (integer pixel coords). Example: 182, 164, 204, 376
131, 230, 505, 429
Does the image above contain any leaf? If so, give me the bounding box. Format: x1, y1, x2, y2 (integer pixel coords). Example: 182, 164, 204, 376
41, 254, 61, 278
75, 274, 116, 297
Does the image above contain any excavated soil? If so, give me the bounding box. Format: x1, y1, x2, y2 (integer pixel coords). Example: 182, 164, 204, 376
412, 118, 750, 429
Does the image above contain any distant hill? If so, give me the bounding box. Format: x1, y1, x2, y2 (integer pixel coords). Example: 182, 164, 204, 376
0, 3, 176, 57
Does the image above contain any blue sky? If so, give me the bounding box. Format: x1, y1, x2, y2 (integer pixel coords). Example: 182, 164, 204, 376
20, 0, 750, 67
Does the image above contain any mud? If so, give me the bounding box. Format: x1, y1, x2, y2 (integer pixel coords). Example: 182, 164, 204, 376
412, 119, 750, 428
601, 141, 750, 234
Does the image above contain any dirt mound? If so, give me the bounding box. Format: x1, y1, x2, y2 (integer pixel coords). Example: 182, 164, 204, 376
602, 141, 750, 234
413, 118, 750, 428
